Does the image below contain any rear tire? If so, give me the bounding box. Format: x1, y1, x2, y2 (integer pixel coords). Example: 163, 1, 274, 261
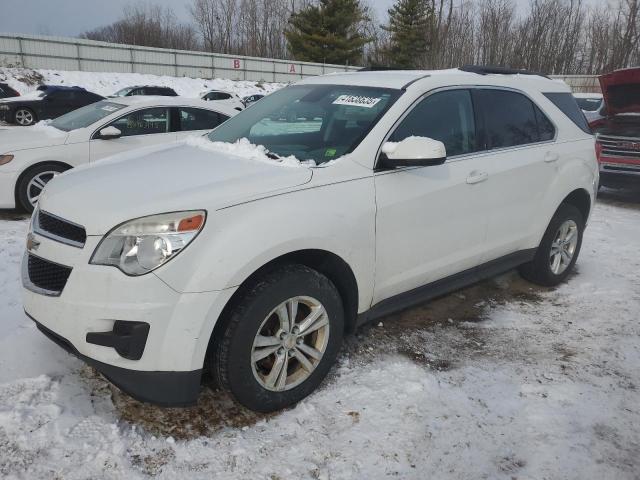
519, 203, 584, 287
212, 264, 344, 412
16, 163, 69, 212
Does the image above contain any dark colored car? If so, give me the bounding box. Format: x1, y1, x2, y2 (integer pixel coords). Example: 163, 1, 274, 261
0, 85, 104, 126
590, 68, 640, 188
243, 94, 265, 106
110, 85, 178, 97
0, 83, 20, 99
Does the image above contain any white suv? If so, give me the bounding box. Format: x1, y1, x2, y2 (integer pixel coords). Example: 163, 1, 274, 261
22, 68, 598, 412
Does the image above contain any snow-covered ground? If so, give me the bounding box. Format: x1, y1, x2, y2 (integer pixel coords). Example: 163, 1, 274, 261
0, 67, 284, 99
1, 189, 639, 479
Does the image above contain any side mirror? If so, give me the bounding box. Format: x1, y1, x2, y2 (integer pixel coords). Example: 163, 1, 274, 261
379, 136, 447, 168
98, 126, 122, 140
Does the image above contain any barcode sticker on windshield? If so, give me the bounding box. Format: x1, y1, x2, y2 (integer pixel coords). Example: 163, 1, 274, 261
332, 95, 382, 108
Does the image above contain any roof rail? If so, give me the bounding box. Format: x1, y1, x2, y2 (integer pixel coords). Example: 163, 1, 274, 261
459, 65, 550, 79
358, 66, 411, 72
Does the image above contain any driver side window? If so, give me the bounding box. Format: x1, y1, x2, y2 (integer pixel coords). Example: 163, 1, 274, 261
108, 108, 170, 137
390, 89, 477, 157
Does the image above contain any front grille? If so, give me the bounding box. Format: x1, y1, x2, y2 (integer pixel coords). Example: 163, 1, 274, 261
598, 135, 640, 160
27, 254, 72, 294
37, 210, 86, 247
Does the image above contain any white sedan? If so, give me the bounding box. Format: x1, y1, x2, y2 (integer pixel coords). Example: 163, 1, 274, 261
200, 90, 246, 111
0, 96, 237, 211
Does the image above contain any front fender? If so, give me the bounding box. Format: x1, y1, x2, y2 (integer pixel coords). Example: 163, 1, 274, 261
154, 176, 377, 313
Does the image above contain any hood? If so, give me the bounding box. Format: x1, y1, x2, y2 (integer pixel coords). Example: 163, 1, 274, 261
38, 143, 313, 235
0, 125, 68, 153
599, 68, 640, 116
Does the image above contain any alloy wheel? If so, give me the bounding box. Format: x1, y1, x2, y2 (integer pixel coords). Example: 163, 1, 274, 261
15, 109, 34, 126
251, 296, 330, 392
26, 171, 59, 207
549, 219, 578, 275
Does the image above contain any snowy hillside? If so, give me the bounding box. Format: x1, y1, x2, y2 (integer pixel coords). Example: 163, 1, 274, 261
0, 67, 285, 99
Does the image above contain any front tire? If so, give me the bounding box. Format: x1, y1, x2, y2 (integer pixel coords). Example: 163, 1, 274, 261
212, 264, 344, 412
16, 163, 69, 212
14, 108, 37, 126
519, 203, 584, 286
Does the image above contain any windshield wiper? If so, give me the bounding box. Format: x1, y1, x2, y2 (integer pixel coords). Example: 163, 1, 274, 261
265, 151, 281, 160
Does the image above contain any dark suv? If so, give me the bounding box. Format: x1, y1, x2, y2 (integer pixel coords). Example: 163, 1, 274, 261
110, 85, 178, 97
0, 85, 104, 126
0, 83, 20, 99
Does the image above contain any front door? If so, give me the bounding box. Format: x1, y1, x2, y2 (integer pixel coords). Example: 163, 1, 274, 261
89, 107, 176, 161
373, 89, 491, 304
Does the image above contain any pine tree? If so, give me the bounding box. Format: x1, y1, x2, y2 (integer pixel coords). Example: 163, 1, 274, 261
382, 0, 433, 68
285, 0, 371, 65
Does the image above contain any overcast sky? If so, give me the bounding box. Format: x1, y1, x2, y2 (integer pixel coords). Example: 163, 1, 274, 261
0, 0, 593, 38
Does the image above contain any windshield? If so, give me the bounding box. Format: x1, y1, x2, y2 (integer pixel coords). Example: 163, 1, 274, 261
575, 97, 602, 111
50, 101, 126, 132
207, 84, 401, 164
113, 87, 134, 97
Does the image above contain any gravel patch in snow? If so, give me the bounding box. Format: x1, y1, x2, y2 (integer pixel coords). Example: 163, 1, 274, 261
0, 189, 639, 479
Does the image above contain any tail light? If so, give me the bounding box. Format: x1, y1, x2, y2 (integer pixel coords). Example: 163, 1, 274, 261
595, 140, 603, 162
595, 140, 603, 163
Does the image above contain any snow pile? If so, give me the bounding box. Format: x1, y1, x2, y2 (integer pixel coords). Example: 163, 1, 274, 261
0, 195, 639, 478
0, 67, 285, 99
185, 136, 312, 167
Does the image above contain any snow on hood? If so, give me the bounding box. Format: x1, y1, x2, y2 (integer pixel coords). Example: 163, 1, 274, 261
599, 68, 640, 116
185, 136, 313, 167
38, 141, 313, 235
0, 123, 68, 154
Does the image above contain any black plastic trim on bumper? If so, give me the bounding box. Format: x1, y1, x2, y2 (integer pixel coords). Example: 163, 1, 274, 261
86, 321, 150, 361
599, 171, 639, 186
26, 312, 202, 407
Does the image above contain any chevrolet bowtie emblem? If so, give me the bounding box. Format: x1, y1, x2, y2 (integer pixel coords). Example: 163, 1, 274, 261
26, 233, 40, 252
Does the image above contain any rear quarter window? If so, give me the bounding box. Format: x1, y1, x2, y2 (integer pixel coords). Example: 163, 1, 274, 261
544, 92, 591, 134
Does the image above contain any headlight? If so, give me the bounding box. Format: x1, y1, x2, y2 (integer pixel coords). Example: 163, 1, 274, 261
0, 154, 14, 165
90, 211, 206, 276
0, 105, 10, 110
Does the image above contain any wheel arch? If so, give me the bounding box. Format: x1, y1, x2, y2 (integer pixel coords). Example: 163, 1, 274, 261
205, 248, 360, 372
560, 188, 592, 223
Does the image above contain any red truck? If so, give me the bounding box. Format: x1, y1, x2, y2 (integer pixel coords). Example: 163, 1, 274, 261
590, 68, 640, 188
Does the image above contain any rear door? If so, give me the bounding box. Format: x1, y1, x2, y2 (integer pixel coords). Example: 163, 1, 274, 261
174, 107, 229, 140
89, 106, 176, 161
472, 88, 558, 262
43, 91, 72, 118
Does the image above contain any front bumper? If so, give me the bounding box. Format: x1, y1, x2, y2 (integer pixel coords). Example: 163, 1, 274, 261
22, 228, 236, 406
28, 313, 202, 406
0, 109, 14, 124
0, 169, 18, 209
599, 159, 640, 186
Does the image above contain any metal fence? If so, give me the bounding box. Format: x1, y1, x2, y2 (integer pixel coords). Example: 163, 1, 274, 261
0, 33, 360, 83
550, 75, 601, 93
0, 33, 601, 91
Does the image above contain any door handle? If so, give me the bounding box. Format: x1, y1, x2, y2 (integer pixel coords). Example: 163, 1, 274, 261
544, 152, 559, 163
466, 171, 489, 185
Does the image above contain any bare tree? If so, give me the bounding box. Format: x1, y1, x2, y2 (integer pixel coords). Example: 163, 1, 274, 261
82, 3, 199, 50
